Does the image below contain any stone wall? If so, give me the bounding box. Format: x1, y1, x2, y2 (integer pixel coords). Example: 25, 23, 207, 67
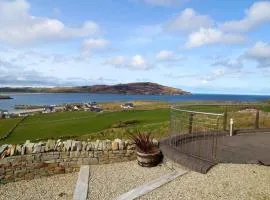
0, 139, 149, 184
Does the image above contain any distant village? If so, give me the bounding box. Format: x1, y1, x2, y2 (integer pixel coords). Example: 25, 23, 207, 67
0, 102, 134, 119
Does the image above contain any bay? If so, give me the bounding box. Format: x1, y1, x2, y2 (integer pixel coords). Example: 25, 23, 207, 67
0, 93, 270, 111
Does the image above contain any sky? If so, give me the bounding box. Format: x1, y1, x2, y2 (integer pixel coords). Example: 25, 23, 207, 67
0, 0, 270, 94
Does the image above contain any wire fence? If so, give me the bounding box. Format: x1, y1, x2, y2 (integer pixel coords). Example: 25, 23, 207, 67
169, 104, 270, 163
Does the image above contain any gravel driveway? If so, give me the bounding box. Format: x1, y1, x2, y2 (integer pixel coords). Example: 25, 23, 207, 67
0, 172, 78, 200
139, 164, 270, 200
88, 161, 173, 200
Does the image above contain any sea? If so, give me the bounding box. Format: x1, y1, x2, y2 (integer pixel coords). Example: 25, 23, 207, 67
1, 93, 270, 111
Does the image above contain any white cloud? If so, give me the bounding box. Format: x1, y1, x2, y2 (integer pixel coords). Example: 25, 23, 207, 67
167, 8, 213, 32
140, 0, 187, 6
0, 0, 100, 45
82, 38, 110, 54
156, 50, 184, 62
104, 55, 152, 70
186, 28, 246, 48
211, 57, 243, 69
221, 1, 270, 32
245, 41, 270, 68
129, 55, 152, 70
104, 56, 126, 67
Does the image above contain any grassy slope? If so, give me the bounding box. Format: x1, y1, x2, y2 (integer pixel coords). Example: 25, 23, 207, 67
0, 109, 169, 144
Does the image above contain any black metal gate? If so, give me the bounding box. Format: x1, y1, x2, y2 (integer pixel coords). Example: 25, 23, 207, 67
169, 106, 224, 163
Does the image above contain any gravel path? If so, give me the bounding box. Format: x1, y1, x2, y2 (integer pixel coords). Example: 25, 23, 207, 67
0, 172, 78, 200
88, 161, 173, 200
139, 164, 270, 200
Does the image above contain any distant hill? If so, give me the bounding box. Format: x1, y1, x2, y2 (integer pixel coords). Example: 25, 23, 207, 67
0, 82, 190, 95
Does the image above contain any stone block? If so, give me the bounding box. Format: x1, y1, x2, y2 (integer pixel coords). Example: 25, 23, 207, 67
112, 141, 119, 151
45, 139, 56, 151
64, 140, 72, 151
25, 142, 35, 154
82, 141, 87, 151
44, 160, 56, 164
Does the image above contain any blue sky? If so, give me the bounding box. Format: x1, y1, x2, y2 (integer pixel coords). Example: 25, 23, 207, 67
0, 0, 270, 94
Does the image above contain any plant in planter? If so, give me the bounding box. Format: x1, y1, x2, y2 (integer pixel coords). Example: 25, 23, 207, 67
130, 131, 161, 167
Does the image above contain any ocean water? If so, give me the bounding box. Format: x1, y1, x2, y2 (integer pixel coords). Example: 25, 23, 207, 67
1, 93, 270, 111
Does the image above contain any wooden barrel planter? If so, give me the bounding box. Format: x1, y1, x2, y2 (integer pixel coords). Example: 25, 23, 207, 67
136, 149, 161, 167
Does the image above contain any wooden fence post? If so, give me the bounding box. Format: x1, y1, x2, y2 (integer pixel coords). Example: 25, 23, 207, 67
223, 108, 228, 131
255, 109, 259, 129
188, 113, 194, 134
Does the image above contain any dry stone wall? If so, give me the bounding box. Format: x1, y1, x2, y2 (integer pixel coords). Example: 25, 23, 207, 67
0, 138, 152, 184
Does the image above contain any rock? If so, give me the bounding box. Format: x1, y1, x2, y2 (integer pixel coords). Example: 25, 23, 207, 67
0, 144, 8, 155
111, 141, 119, 151
21, 145, 26, 155
82, 141, 87, 151
125, 140, 134, 150
59, 142, 64, 151
6, 145, 12, 156
71, 140, 77, 151
118, 140, 125, 150
25, 142, 35, 154
86, 142, 92, 151
15, 145, 22, 155
45, 139, 56, 151
33, 144, 42, 154
64, 140, 72, 151
104, 140, 112, 150
10, 145, 16, 156
54, 139, 62, 151
76, 141, 82, 151
40, 146, 45, 153
95, 140, 102, 150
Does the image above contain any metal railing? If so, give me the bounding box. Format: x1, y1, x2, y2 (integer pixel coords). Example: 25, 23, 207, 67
168, 104, 270, 163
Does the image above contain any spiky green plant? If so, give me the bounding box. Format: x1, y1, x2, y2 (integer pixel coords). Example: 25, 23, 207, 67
130, 131, 157, 153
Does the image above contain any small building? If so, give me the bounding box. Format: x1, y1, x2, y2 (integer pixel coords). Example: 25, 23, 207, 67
0, 110, 9, 119
73, 106, 79, 111
121, 103, 134, 109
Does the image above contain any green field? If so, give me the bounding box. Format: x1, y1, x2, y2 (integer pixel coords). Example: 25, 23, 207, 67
0, 109, 170, 144
0, 118, 21, 138
1, 102, 270, 145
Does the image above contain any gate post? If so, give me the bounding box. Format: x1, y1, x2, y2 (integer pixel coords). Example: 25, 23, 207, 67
255, 109, 259, 129
188, 113, 194, 134
230, 118, 234, 136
